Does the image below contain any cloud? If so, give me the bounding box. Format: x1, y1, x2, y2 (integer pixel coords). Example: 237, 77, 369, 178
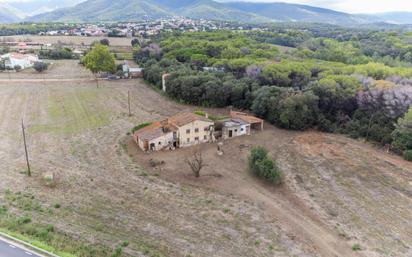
218, 0, 412, 13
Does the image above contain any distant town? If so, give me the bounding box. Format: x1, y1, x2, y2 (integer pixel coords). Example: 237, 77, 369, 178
1, 18, 266, 39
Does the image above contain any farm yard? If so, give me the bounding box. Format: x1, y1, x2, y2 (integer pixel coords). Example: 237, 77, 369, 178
0, 59, 411, 257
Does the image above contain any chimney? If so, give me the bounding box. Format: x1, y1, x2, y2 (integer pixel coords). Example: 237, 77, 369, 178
162, 73, 170, 92
161, 118, 168, 127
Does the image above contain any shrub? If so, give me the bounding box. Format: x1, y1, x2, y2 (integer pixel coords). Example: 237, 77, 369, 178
131, 122, 152, 133
403, 150, 412, 162
392, 109, 412, 153
100, 38, 110, 46
194, 111, 206, 117
352, 243, 361, 251
14, 65, 22, 72
249, 146, 268, 172
18, 216, 31, 224
249, 146, 282, 185
33, 61, 48, 73
39, 48, 75, 60
111, 246, 123, 257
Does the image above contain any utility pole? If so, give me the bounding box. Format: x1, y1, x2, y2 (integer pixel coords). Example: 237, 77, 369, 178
21, 119, 31, 177
128, 90, 131, 116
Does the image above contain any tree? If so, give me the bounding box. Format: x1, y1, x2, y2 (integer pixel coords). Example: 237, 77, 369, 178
0, 60, 5, 71
278, 92, 319, 130
83, 44, 116, 75
251, 86, 284, 123
100, 38, 110, 46
131, 38, 140, 47
190, 54, 208, 69
249, 146, 282, 185
33, 62, 48, 73
261, 63, 291, 87
392, 108, 412, 156
14, 65, 21, 72
186, 149, 206, 178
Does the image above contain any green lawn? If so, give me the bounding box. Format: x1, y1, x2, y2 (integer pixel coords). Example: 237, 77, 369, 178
30, 87, 111, 135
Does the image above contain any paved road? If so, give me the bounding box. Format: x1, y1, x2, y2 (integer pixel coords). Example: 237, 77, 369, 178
0, 238, 43, 257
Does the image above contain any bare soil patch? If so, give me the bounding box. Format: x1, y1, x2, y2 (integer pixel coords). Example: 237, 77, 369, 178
129, 125, 412, 257
0, 78, 310, 257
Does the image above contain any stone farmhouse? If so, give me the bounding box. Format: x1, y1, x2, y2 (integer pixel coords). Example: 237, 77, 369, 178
133, 112, 215, 152
133, 111, 264, 152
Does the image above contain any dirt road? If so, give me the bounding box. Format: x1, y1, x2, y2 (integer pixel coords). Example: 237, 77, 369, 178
129, 127, 366, 257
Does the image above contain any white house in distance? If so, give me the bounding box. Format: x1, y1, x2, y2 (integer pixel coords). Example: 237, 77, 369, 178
0, 53, 39, 70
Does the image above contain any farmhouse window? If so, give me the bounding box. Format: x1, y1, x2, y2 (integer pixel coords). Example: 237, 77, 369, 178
195, 128, 199, 133
186, 129, 190, 134
187, 138, 190, 143
195, 137, 199, 141
204, 135, 207, 140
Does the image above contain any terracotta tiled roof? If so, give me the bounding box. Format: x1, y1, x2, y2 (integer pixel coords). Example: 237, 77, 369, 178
168, 112, 213, 127
230, 111, 263, 124
134, 122, 166, 141
134, 112, 213, 141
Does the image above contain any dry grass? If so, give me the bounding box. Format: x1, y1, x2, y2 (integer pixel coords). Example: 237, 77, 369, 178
0, 61, 410, 256
0, 65, 310, 256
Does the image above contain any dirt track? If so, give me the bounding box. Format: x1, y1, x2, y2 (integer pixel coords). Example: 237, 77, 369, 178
0, 62, 410, 256
129, 128, 365, 257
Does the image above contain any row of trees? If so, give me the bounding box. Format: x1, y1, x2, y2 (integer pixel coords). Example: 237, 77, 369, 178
39, 48, 78, 60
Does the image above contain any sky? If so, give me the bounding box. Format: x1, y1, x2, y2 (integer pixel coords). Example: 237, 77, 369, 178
2, 0, 412, 14
220, 0, 412, 13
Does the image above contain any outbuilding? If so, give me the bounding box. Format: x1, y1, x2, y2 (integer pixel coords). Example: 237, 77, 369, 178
222, 118, 251, 140
230, 111, 264, 131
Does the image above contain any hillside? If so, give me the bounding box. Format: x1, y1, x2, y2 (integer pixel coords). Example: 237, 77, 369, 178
370, 12, 412, 24
223, 1, 369, 25
29, 0, 260, 23
0, 3, 23, 23
28, 0, 371, 25
5, 0, 83, 17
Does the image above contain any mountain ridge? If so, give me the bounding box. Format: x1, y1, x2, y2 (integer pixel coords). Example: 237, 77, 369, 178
26, 0, 373, 25
1, 0, 411, 25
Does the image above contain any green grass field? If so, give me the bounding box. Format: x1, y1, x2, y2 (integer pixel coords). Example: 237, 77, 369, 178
30, 87, 111, 135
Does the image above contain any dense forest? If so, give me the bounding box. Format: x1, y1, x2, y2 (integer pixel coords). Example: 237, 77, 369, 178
134, 25, 412, 161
